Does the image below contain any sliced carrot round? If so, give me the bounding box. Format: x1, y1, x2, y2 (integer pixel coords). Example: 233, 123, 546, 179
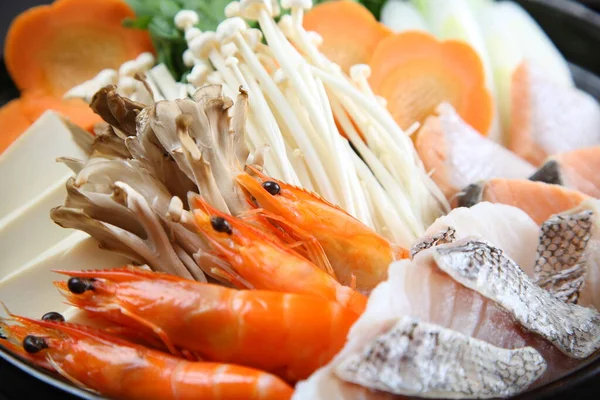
0, 99, 33, 155
369, 31, 493, 135
4, 0, 153, 97
303, 0, 392, 73
21, 91, 102, 132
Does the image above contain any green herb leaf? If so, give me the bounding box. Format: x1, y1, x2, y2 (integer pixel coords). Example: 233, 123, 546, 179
122, 15, 153, 30
160, 0, 183, 20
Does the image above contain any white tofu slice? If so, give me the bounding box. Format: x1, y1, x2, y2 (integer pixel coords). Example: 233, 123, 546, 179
0, 179, 72, 277
0, 111, 89, 217
0, 232, 130, 318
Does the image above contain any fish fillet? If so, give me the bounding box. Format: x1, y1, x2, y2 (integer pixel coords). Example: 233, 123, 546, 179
416, 202, 539, 274
509, 61, 600, 165
531, 147, 600, 198
457, 179, 590, 224
415, 104, 535, 199
334, 317, 546, 399
534, 210, 592, 303
433, 239, 600, 359
293, 245, 586, 399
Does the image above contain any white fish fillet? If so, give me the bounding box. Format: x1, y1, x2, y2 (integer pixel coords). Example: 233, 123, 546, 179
334, 317, 546, 399
434, 238, 600, 359
293, 246, 580, 399
419, 202, 540, 275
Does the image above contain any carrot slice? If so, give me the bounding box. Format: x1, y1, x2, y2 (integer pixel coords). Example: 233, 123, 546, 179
4, 0, 153, 97
20, 91, 102, 132
369, 31, 493, 135
304, 0, 392, 73
0, 99, 33, 154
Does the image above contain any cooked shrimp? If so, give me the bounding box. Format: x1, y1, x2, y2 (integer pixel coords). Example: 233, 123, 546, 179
53, 267, 358, 381
0, 315, 294, 400
191, 197, 367, 316
236, 170, 409, 292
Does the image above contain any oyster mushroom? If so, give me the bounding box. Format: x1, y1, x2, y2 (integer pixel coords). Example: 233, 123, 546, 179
54, 84, 263, 283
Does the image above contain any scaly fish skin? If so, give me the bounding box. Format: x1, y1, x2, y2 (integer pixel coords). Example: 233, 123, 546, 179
334, 317, 546, 399
433, 239, 600, 359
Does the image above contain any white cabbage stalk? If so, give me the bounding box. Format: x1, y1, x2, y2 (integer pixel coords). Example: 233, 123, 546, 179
475, 1, 573, 137
380, 0, 429, 33
481, 1, 573, 88
174, 1, 449, 244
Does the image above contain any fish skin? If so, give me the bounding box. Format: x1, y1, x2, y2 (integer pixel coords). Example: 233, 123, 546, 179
529, 160, 563, 186
422, 202, 540, 275
411, 226, 456, 257
534, 210, 593, 303
569, 200, 600, 311
334, 317, 547, 399
292, 252, 578, 400
433, 239, 600, 359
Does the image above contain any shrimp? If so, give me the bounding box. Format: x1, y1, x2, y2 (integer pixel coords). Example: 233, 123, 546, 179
191, 196, 368, 316
0, 314, 294, 400
53, 267, 358, 381
236, 170, 410, 292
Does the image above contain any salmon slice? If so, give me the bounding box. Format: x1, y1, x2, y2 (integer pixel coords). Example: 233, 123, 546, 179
509, 61, 600, 165
457, 179, 590, 225
531, 147, 600, 198
415, 103, 535, 200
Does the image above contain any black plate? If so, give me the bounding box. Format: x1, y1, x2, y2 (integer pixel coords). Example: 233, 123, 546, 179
1, 0, 600, 399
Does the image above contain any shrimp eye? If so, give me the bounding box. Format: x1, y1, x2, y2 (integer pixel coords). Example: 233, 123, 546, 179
211, 216, 233, 234
262, 181, 280, 195
67, 277, 94, 294
42, 312, 65, 322
23, 335, 48, 354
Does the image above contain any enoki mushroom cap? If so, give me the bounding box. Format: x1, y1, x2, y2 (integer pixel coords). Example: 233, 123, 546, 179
242, 29, 263, 50
216, 17, 248, 43
280, 0, 313, 10
185, 27, 203, 42
278, 15, 294, 37
350, 64, 372, 81
306, 31, 323, 47
183, 50, 196, 67
189, 31, 220, 59
119, 60, 139, 77
174, 10, 200, 31
239, 0, 280, 21
135, 52, 156, 71
221, 43, 238, 58
225, 1, 241, 18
